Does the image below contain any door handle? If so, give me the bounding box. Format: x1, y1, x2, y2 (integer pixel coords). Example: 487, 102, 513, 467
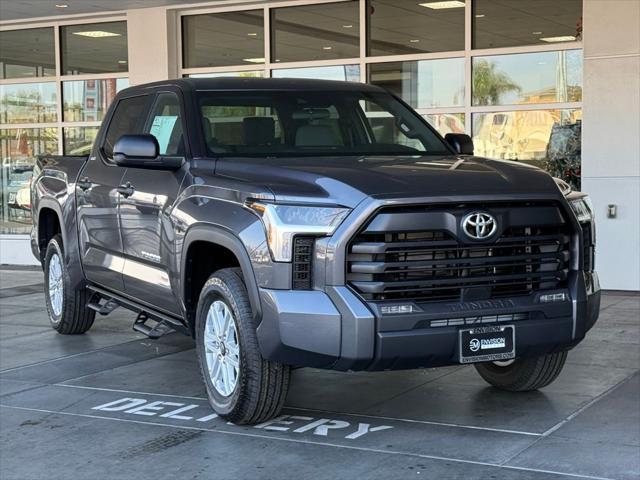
117, 182, 135, 198
77, 177, 92, 191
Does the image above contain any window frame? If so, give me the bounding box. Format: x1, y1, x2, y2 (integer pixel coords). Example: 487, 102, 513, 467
177, 0, 583, 141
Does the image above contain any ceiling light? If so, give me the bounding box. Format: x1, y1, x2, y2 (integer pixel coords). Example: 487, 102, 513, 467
243, 57, 265, 63
419, 1, 465, 10
55, 4, 68, 8
118, 60, 128, 64
247, 32, 258, 36
541, 35, 576, 42
475, 14, 485, 18
342, 24, 353, 28
322, 46, 332, 50
409, 39, 420, 43
532, 31, 543, 35
72, 31, 121, 38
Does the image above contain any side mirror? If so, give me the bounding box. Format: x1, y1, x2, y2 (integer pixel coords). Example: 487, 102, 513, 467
113, 134, 183, 170
445, 133, 474, 155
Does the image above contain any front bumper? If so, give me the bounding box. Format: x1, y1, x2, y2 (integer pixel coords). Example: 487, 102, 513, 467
256, 271, 601, 371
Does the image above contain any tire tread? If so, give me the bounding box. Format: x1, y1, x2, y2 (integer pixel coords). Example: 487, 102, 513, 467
45, 235, 95, 335
196, 267, 290, 425
474, 351, 568, 391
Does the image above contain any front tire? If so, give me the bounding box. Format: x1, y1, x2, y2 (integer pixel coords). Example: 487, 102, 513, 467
44, 234, 95, 334
474, 351, 568, 391
195, 268, 290, 425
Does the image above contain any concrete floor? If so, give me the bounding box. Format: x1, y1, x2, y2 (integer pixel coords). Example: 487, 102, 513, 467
0, 268, 638, 480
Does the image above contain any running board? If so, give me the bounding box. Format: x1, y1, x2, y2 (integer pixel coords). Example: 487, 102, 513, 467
133, 312, 176, 339
87, 292, 120, 315
86, 285, 190, 338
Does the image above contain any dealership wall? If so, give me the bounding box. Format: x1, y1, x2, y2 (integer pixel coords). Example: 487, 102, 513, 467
581, 0, 640, 290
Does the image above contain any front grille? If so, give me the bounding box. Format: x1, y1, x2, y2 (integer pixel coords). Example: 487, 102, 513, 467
428, 312, 530, 328
347, 203, 572, 303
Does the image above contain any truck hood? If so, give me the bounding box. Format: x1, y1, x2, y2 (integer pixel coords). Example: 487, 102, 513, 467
216, 155, 561, 208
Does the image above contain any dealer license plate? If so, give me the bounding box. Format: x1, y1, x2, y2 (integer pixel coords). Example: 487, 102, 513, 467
459, 325, 515, 364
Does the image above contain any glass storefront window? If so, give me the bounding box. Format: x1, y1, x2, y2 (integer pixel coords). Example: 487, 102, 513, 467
271, 65, 360, 82
62, 78, 129, 122
0, 28, 55, 79
271, 1, 359, 63
369, 58, 464, 108
187, 71, 264, 78
0, 82, 57, 124
368, 0, 465, 56
472, 109, 582, 187
473, 0, 582, 49
63, 127, 99, 155
0, 128, 58, 234
423, 113, 465, 136
472, 50, 582, 106
61, 21, 128, 75
182, 11, 265, 68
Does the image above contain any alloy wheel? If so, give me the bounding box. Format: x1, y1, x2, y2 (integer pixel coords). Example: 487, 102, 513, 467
204, 300, 240, 397
48, 253, 64, 317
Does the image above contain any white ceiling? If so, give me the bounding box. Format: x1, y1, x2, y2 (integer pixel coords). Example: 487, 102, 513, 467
0, 1, 258, 23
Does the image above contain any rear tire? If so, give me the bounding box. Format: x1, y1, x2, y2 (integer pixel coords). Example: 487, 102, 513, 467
44, 234, 95, 335
474, 351, 568, 391
195, 267, 290, 425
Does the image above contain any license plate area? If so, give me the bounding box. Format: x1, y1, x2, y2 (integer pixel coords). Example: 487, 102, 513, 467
459, 325, 515, 364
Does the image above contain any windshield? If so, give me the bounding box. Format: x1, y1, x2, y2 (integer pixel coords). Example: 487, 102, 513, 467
197, 90, 451, 157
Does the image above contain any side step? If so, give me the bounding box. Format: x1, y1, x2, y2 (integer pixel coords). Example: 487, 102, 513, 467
87, 293, 120, 315
86, 285, 190, 339
133, 312, 176, 339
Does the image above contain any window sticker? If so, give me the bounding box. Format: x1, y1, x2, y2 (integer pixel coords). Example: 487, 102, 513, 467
149, 115, 178, 153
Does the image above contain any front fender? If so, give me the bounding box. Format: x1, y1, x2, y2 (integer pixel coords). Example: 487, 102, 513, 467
181, 224, 262, 326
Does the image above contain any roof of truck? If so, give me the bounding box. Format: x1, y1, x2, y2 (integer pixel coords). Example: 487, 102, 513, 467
121, 77, 385, 94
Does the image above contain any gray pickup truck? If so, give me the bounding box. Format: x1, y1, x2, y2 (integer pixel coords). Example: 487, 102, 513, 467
31, 78, 600, 425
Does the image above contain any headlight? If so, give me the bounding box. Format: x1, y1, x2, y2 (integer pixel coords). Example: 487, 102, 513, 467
247, 202, 350, 262
569, 196, 594, 223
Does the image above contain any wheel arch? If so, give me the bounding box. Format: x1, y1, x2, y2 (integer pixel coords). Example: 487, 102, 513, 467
36, 200, 65, 262
181, 224, 262, 334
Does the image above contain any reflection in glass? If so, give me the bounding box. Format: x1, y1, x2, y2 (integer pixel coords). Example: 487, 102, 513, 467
0, 82, 57, 124
182, 12, 264, 68
472, 109, 582, 187
0, 28, 55, 79
272, 65, 360, 82
472, 50, 582, 106
63, 127, 99, 155
61, 21, 128, 75
423, 113, 465, 136
63, 78, 129, 122
188, 71, 264, 78
271, 1, 359, 63
473, 0, 582, 49
0, 128, 58, 234
368, 0, 465, 56
369, 58, 464, 108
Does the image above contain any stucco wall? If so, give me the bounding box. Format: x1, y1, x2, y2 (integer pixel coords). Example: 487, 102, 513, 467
581, 0, 640, 290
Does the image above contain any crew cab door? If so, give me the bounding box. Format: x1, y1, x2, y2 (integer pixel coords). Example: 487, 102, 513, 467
77, 94, 151, 292
118, 91, 187, 315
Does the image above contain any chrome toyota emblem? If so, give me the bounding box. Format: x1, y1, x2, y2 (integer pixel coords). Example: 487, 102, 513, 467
462, 212, 497, 240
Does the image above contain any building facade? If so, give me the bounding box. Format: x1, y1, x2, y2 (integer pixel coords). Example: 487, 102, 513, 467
0, 0, 638, 290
